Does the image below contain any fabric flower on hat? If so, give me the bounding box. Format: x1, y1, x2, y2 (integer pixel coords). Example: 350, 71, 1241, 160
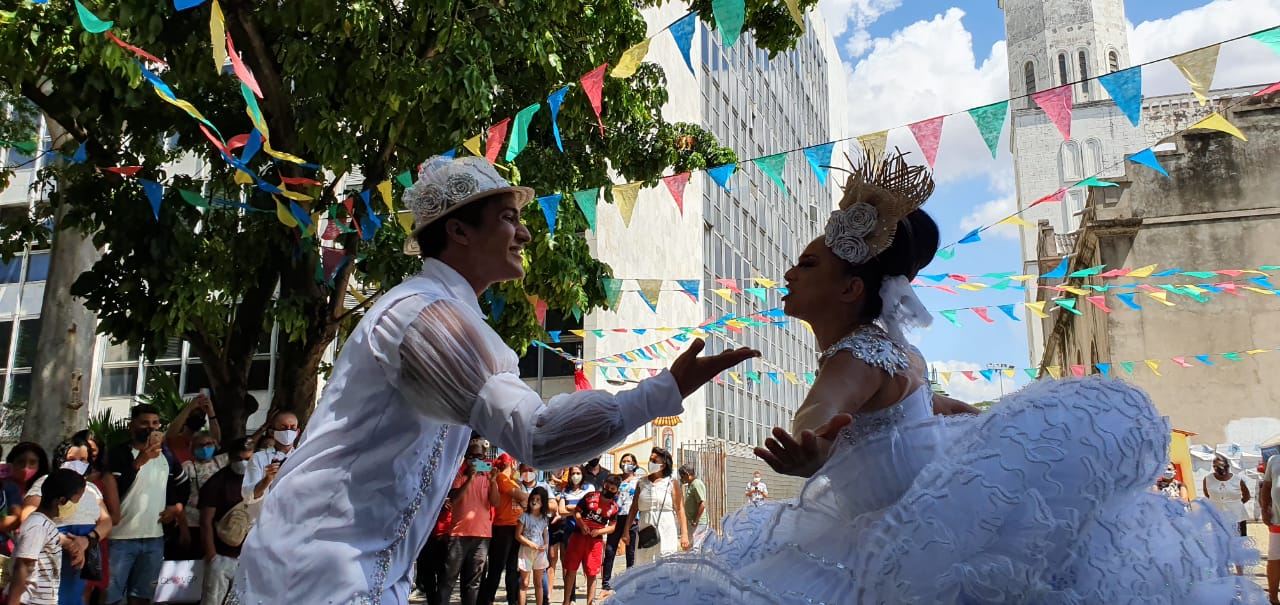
823, 202, 879, 264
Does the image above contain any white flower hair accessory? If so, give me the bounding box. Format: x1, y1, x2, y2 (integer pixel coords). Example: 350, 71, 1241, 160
400, 155, 534, 255
823, 149, 935, 265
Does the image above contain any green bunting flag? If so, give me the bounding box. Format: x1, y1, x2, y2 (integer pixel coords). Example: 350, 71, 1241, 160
573, 188, 599, 231
74, 0, 113, 34
753, 153, 788, 196
711, 0, 745, 48
505, 103, 541, 162
967, 101, 1007, 159
604, 278, 624, 310
178, 189, 211, 209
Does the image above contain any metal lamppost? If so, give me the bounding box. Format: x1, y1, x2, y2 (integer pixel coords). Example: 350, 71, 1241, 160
987, 363, 1015, 397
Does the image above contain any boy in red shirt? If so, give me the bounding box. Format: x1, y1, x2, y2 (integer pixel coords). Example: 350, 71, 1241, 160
562, 474, 621, 605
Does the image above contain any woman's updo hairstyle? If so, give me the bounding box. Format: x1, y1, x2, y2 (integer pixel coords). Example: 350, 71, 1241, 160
839, 209, 939, 323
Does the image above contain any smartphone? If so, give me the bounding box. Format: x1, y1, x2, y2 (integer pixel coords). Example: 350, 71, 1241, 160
472, 460, 492, 473
199, 388, 211, 398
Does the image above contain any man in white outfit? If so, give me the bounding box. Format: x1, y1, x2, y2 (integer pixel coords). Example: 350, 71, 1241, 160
231, 156, 757, 604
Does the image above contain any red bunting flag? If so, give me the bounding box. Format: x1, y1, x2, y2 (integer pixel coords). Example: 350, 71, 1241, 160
574, 369, 593, 391
106, 31, 167, 66
1256, 81, 1280, 96
225, 33, 263, 98
961, 371, 978, 382
321, 220, 341, 241
971, 307, 994, 323
1085, 296, 1113, 313
1031, 85, 1074, 140
907, 116, 945, 168
715, 278, 742, 294
484, 118, 511, 164
280, 176, 324, 187
1030, 188, 1066, 207
321, 247, 345, 280
580, 64, 608, 137
530, 295, 548, 325
662, 173, 690, 215
226, 133, 250, 151
101, 166, 143, 177
1070, 365, 1086, 377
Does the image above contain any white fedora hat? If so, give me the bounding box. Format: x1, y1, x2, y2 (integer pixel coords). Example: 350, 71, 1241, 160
401, 155, 534, 255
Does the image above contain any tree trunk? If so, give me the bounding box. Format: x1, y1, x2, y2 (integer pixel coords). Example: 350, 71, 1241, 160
20, 120, 102, 451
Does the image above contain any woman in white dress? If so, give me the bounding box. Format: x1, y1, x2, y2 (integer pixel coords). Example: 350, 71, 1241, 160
606, 151, 1265, 604
622, 447, 688, 565
1205, 453, 1252, 574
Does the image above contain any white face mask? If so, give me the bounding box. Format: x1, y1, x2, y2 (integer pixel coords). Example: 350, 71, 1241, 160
521, 472, 537, 483
753, 476, 761, 483
230, 460, 249, 475
648, 461, 664, 474
273, 429, 298, 447
570, 473, 582, 485
61, 460, 90, 476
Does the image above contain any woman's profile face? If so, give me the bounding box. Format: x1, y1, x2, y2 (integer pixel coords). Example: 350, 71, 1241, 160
782, 237, 861, 322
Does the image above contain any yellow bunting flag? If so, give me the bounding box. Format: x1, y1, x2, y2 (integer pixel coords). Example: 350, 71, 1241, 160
1169, 45, 1220, 106
613, 182, 643, 227
210, 0, 227, 74
262, 140, 308, 165
610, 39, 652, 79
728, 372, 742, 384
637, 279, 663, 309
753, 278, 778, 288
275, 199, 298, 228
783, 0, 805, 29
1147, 291, 1176, 306
956, 283, 986, 291
1246, 349, 1270, 355
997, 215, 1033, 228
233, 170, 254, 185
1011, 274, 1037, 281
713, 289, 735, 302
1125, 264, 1158, 278
938, 372, 951, 385
1024, 301, 1049, 318
1244, 287, 1276, 295
1046, 366, 1062, 379
1002, 368, 1016, 378
396, 211, 414, 233
569, 330, 586, 338
377, 180, 394, 214
1058, 286, 1089, 296
1144, 360, 1162, 376
785, 373, 800, 385
463, 134, 483, 157
1188, 113, 1247, 141
857, 131, 888, 159
277, 189, 312, 202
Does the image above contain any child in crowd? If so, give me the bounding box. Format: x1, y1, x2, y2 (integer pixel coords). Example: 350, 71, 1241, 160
9, 469, 87, 605
516, 487, 551, 605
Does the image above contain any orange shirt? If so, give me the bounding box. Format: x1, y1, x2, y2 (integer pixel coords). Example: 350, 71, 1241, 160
450, 468, 493, 538
493, 473, 524, 527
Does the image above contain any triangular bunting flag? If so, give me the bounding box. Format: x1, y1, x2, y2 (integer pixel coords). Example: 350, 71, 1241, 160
637, 279, 663, 312
376, 180, 394, 214
1096, 363, 1111, 376
73, 0, 113, 33
178, 189, 210, 210
1120, 361, 1135, 375
996, 304, 1020, 321
1169, 45, 1220, 106
531, 297, 548, 325
1144, 360, 1162, 376
1194, 355, 1214, 366
712, 289, 734, 302
1085, 295, 1113, 313
1046, 366, 1062, 380
753, 153, 789, 196
321, 247, 345, 281
1172, 357, 1194, 368
395, 170, 414, 189
1030, 189, 1066, 206
612, 182, 643, 227
1024, 368, 1039, 380
140, 179, 163, 220
611, 39, 652, 79
1126, 149, 1169, 177
971, 307, 994, 323
1097, 66, 1143, 126
1031, 85, 1073, 140
711, 0, 745, 47
484, 118, 511, 163
547, 86, 569, 152
670, 13, 697, 75
1024, 301, 1049, 318
210, 0, 227, 74
802, 143, 834, 186
939, 309, 961, 327
463, 134, 482, 157
1070, 365, 1086, 378
537, 194, 561, 239
1053, 298, 1083, 315
274, 199, 298, 228
1187, 113, 1247, 141
1076, 176, 1118, 189
958, 229, 982, 244
1126, 264, 1157, 278
707, 163, 736, 191
573, 188, 599, 231
907, 116, 945, 168
979, 369, 996, 382
505, 103, 541, 162
580, 65, 608, 137
677, 280, 700, 303
967, 101, 1007, 158
663, 173, 690, 215
1252, 26, 1280, 56
783, 0, 804, 28
857, 131, 887, 159
603, 278, 624, 310
1041, 257, 1069, 279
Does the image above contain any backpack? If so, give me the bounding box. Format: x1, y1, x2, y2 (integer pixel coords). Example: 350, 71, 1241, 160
215, 501, 253, 547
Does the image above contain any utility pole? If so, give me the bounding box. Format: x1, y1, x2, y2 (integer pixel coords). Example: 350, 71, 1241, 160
986, 363, 1015, 397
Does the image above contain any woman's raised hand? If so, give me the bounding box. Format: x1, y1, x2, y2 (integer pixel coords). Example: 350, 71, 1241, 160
754, 414, 853, 478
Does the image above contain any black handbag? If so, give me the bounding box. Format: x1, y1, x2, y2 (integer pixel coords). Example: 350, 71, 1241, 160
635, 478, 670, 550
80, 536, 103, 581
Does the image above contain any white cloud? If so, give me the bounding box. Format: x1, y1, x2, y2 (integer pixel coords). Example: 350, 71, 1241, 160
958, 192, 1017, 239
818, 0, 903, 56
928, 360, 1015, 402
1129, 0, 1280, 97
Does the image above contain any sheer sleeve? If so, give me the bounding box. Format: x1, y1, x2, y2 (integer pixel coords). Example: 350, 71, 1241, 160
383, 297, 684, 469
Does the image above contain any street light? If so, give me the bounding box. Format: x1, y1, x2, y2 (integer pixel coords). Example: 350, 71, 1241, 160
987, 363, 1015, 397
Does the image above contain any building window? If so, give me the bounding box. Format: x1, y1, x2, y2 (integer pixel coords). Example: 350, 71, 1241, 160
1059, 141, 1083, 181
1085, 139, 1104, 174
1057, 53, 1070, 87
1077, 51, 1090, 96
1108, 50, 1119, 73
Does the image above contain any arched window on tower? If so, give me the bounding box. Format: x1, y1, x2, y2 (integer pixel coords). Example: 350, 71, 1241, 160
1078, 51, 1090, 97
1024, 61, 1037, 108
1085, 139, 1104, 174
1057, 53, 1070, 87
1059, 141, 1083, 182
1108, 50, 1120, 73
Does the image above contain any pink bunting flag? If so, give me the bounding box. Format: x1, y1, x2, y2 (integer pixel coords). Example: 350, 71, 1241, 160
1216, 282, 1242, 296
715, 278, 742, 294
934, 286, 958, 295
971, 307, 994, 323
106, 31, 167, 66
662, 173, 690, 215
529, 295, 548, 325
1216, 269, 1244, 277
225, 32, 263, 99
1031, 85, 1073, 140
1085, 296, 1113, 313
961, 371, 978, 382
484, 119, 511, 164
1030, 188, 1066, 207
1171, 357, 1194, 368
1099, 269, 1130, 278
580, 64, 608, 137
907, 116, 945, 168
1070, 365, 1086, 377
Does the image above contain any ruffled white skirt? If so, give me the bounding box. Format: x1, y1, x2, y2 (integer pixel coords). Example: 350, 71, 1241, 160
608, 378, 1264, 604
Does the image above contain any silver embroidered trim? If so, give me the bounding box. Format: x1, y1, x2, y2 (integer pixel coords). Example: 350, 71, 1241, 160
840, 402, 910, 443
818, 324, 909, 376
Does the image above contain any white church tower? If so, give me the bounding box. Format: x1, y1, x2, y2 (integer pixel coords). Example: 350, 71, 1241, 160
1000, 0, 1147, 364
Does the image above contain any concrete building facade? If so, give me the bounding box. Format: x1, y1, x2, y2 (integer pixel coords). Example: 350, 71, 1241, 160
1036, 95, 1280, 447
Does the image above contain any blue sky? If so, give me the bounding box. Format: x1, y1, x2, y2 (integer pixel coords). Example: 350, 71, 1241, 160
815, 0, 1280, 400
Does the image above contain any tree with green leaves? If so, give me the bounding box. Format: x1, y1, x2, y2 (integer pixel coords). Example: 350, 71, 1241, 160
0, 0, 813, 441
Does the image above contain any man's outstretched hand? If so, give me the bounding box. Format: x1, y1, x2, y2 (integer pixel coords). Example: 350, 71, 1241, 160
669, 339, 760, 397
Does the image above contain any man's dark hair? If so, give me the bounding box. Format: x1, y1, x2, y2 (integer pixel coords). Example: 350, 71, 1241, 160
131, 404, 160, 420
41, 469, 87, 506
678, 464, 696, 479
602, 474, 623, 488
415, 195, 501, 259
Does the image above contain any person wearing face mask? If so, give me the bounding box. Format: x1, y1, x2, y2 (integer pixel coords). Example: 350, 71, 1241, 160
106, 404, 190, 605
198, 438, 255, 605
6, 442, 51, 500
621, 448, 689, 567
562, 475, 622, 605
582, 458, 609, 494
10, 469, 88, 605
1154, 463, 1189, 502
1203, 454, 1251, 575
744, 471, 768, 506
73, 430, 118, 605
479, 454, 528, 605
23, 436, 114, 605
438, 438, 501, 605
172, 431, 227, 562
241, 411, 300, 502
164, 393, 221, 465
600, 453, 638, 593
